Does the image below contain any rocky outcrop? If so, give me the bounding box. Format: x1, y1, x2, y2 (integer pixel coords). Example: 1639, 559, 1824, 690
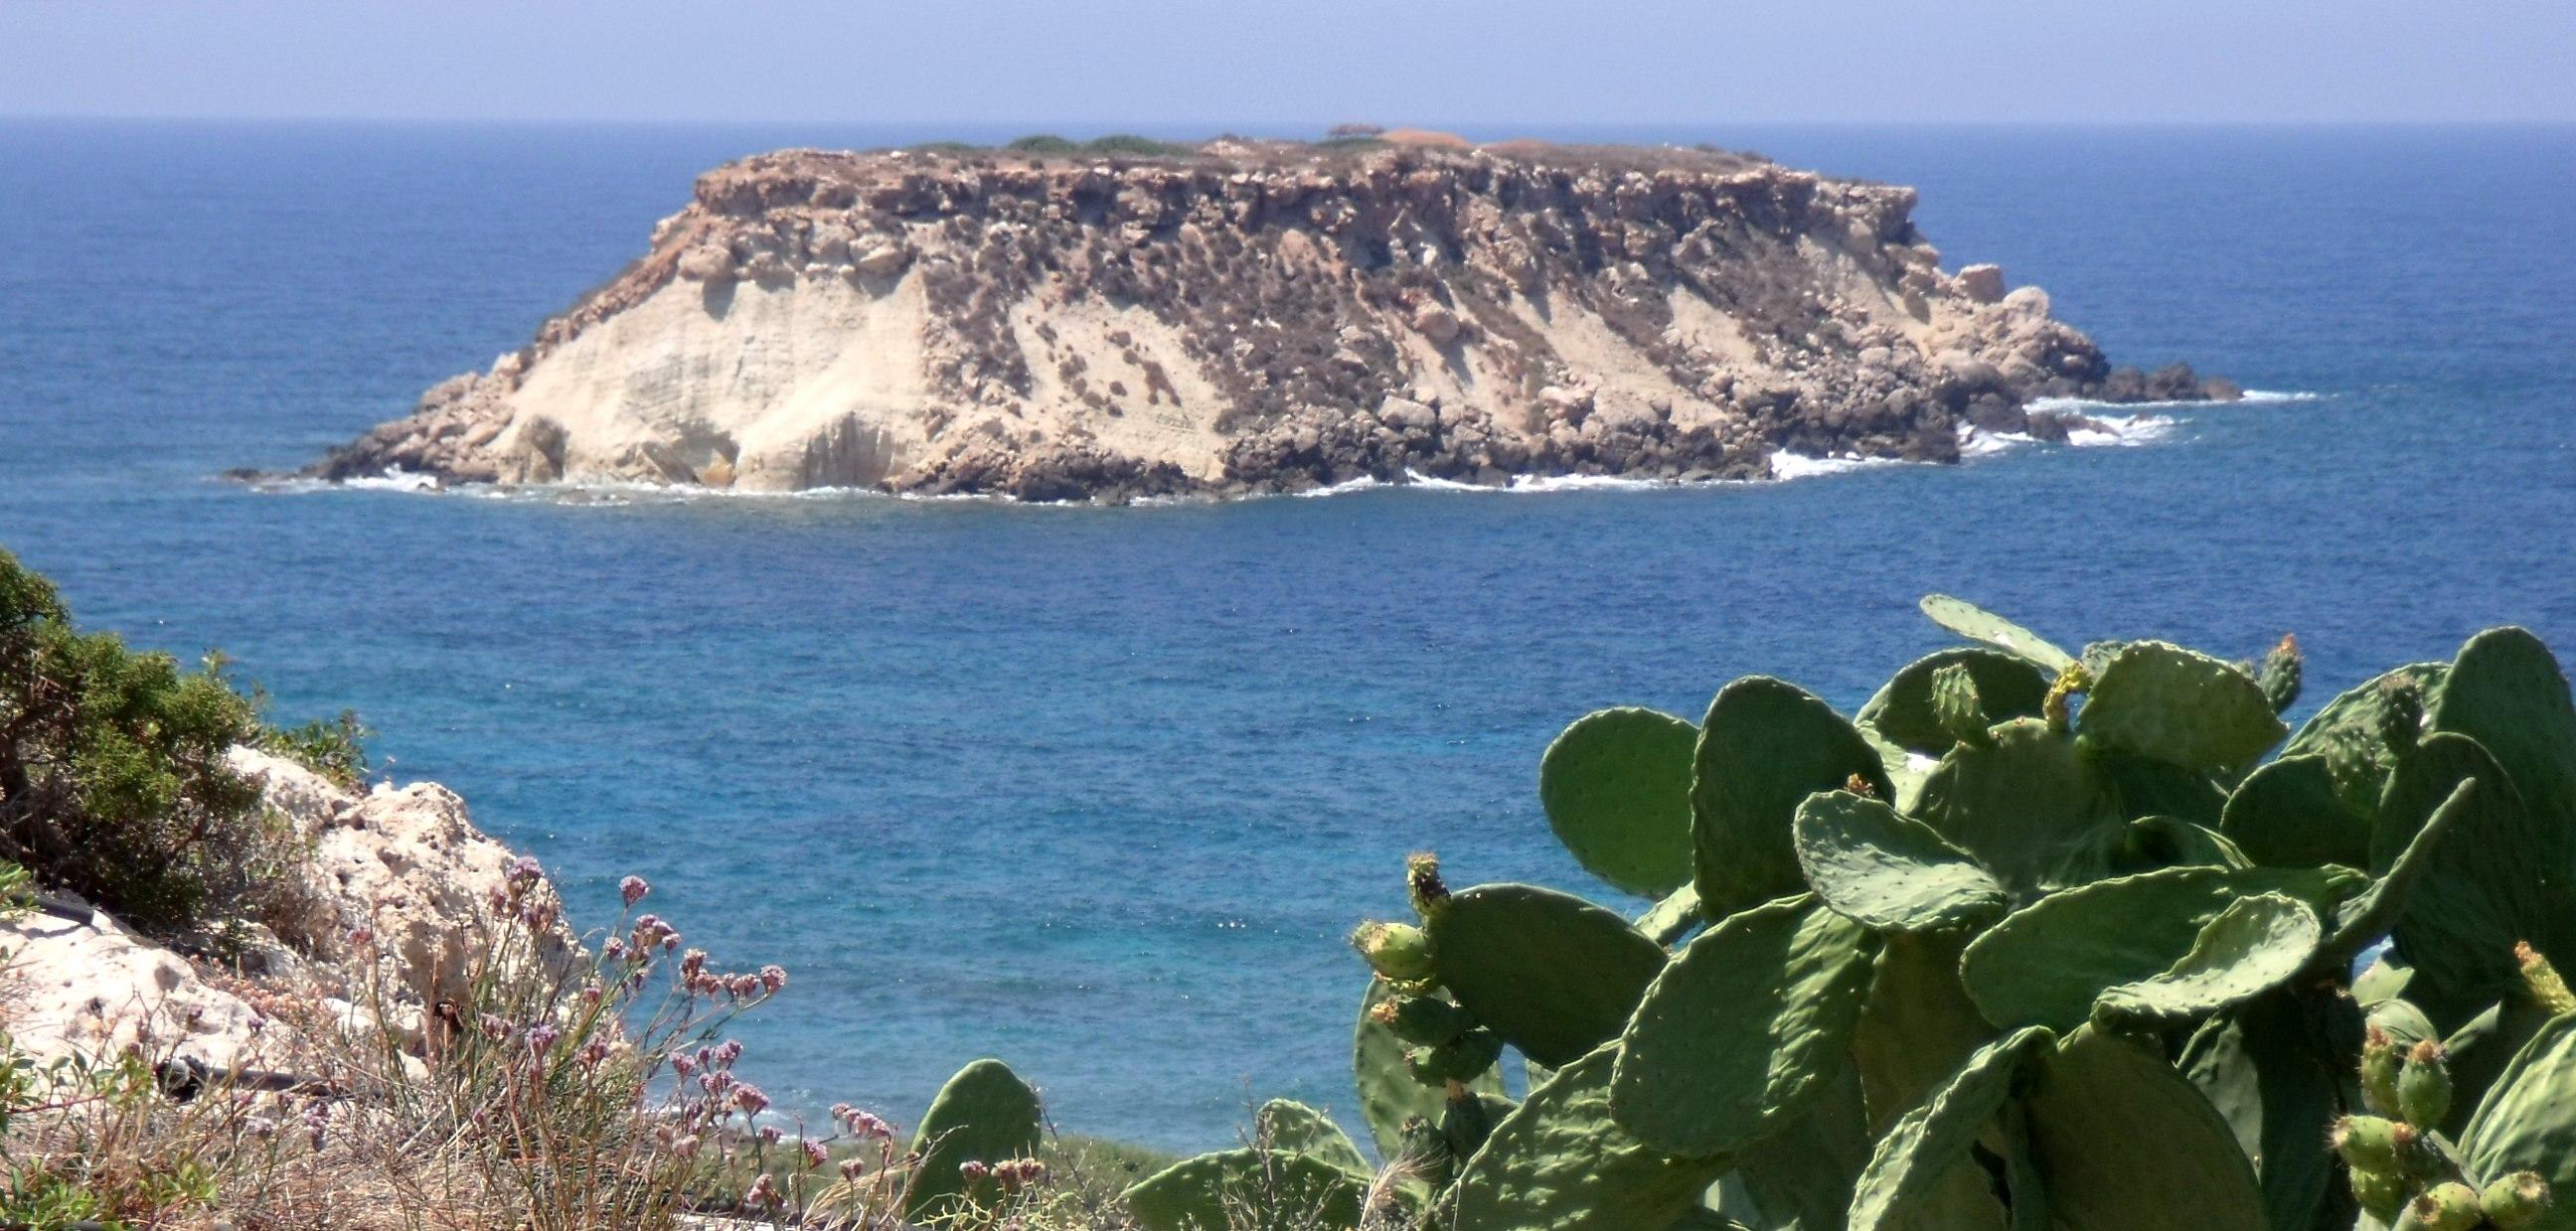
305, 138, 2236, 502
0, 750, 574, 1076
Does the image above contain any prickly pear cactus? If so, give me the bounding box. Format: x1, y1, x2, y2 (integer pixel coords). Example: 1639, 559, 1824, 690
1448, 1047, 1729, 1231
1299, 602, 2576, 1231
2022, 1027, 2267, 1231
1425, 882, 1666, 1068
2077, 641, 2288, 773
1610, 896, 1878, 1156
2461, 1013, 2576, 1230
1792, 789, 2005, 933
1252, 1099, 1368, 1176
1353, 977, 1501, 1160
1123, 1148, 1368, 1231
1539, 706, 1699, 897
1691, 677, 1893, 918
1847, 1027, 2051, 1231
1959, 866, 2242, 1030
902, 1058, 1045, 1224
1854, 647, 2051, 757
1917, 594, 2077, 675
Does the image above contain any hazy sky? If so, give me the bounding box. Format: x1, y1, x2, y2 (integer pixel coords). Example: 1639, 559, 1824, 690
3, 0, 2569, 126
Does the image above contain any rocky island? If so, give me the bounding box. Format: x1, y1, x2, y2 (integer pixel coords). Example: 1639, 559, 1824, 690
309, 133, 2236, 502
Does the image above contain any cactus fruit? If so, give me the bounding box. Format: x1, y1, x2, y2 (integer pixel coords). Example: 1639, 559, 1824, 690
2331, 1114, 2403, 1173
1421, 882, 1666, 1068
1610, 897, 1877, 1157
901, 1059, 1046, 1225
2483, 1172, 2553, 1230
1406, 852, 1449, 920
2400, 1040, 2454, 1128
1538, 707, 1699, 897
2409, 1181, 2486, 1231
1407, 1027, 1504, 1085
1349, 921, 1436, 983
2460, 1014, 2576, 1229
1691, 676, 1894, 919
1395, 1115, 1454, 1190
2078, 641, 2289, 773
1354, 978, 1500, 1161
2518, 941, 2576, 1015
2361, 1026, 2405, 1118
1371, 994, 1473, 1047
2259, 633, 2303, 714
2349, 1163, 2408, 1221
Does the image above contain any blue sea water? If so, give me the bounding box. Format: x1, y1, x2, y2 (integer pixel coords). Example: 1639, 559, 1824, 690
0, 121, 2570, 1151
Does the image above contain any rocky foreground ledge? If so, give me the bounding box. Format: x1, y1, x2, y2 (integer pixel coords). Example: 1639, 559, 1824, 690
304, 134, 2236, 503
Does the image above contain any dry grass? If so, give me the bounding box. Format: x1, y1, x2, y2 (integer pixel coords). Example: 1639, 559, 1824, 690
0, 860, 1396, 1231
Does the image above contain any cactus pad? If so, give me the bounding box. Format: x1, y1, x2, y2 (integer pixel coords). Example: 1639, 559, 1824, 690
2463, 1013, 2576, 1231
1354, 977, 1499, 1160
2217, 753, 2372, 869
1610, 896, 1878, 1156
1913, 716, 2115, 893
1848, 1026, 2052, 1231
1691, 676, 1892, 918
1124, 1148, 1367, 1231
902, 1058, 1045, 1224
1792, 789, 2006, 933
1856, 647, 2053, 756
2091, 892, 2322, 1022
1959, 866, 2239, 1030
2375, 733, 2561, 1025
2022, 1026, 2267, 1231
2281, 662, 2449, 818
1449, 1046, 1730, 1231
1918, 594, 2078, 675
1426, 883, 1668, 1068
2432, 627, 2576, 839
1253, 1099, 1368, 1176
2079, 641, 2288, 772
1539, 707, 1700, 897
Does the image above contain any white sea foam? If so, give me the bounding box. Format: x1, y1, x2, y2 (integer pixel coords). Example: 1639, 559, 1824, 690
259, 388, 2315, 506
1767, 450, 1909, 481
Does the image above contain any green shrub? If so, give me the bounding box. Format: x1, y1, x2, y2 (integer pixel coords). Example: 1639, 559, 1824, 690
1082, 134, 1193, 158
1007, 134, 1080, 155
0, 547, 297, 937
258, 707, 371, 788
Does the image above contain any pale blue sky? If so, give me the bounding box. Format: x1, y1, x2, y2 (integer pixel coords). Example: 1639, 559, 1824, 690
3, 0, 2569, 125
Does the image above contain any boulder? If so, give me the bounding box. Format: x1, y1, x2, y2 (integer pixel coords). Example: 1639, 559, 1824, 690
1956, 263, 2007, 304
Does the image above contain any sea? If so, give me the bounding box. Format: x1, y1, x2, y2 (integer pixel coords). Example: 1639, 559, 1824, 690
0, 121, 2569, 1151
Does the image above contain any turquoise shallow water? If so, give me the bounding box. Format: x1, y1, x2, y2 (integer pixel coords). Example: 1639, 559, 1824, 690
0, 121, 2570, 1150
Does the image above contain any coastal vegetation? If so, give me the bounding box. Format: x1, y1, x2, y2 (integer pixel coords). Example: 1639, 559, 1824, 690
2, 543, 2572, 1229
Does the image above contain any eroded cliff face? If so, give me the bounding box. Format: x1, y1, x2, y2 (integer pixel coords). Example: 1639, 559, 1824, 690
312, 139, 2234, 501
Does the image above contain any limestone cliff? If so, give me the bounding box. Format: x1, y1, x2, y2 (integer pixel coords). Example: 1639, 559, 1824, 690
310, 137, 2235, 501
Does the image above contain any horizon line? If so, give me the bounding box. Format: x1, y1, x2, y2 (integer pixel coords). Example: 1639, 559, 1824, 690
5, 112, 2573, 131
